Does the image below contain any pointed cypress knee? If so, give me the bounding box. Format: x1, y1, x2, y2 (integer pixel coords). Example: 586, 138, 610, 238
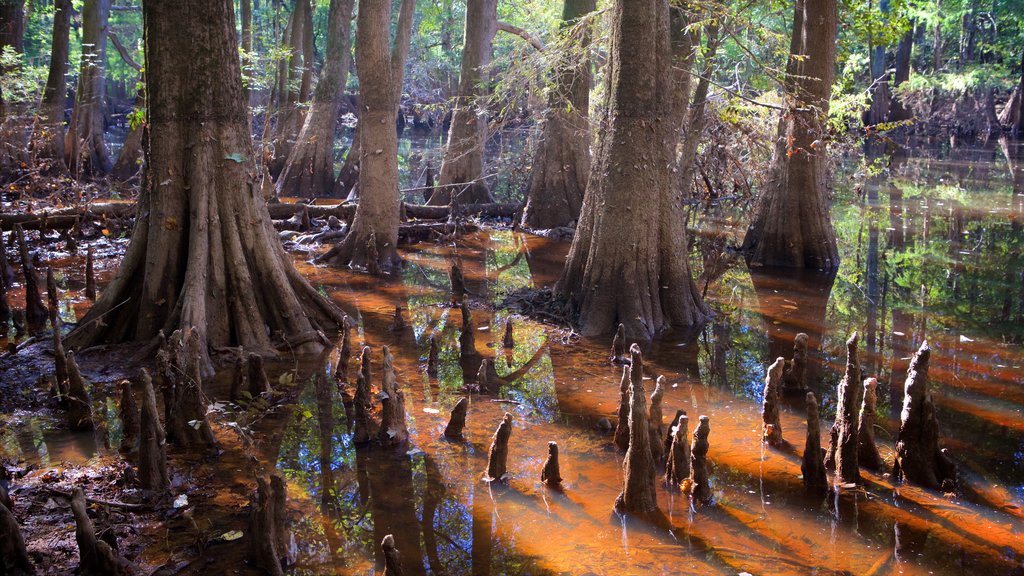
614, 344, 658, 516
14, 225, 47, 332
0, 500, 33, 575
137, 369, 169, 494
65, 351, 94, 431
484, 413, 513, 482
246, 475, 286, 576
352, 346, 376, 445
802, 392, 828, 494
85, 246, 96, 301
612, 363, 632, 451
858, 377, 884, 471
782, 332, 808, 393
45, 268, 60, 332
829, 333, 862, 487
118, 380, 140, 453
663, 409, 686, 466
459, 299, 476, 360
648, 376, 666, 466
690, 415, 712, 505
381, 534, 403, 576
664, 413, 691, 490
378, 346, 408, 446
893, 341, 957, 490
444, 397, 468, 440
72, 487, 128, 575
762, 357, 785, 447
426, 334, 439, 377
502, 317, 514, 348
541, 441, 562, 488
610, 323, 627, 364
248, 353, 274, 399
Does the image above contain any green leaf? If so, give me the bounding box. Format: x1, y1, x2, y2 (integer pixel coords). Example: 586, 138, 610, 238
224, 153, 248, 163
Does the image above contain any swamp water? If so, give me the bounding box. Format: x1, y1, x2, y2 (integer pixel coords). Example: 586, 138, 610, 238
1, 138, 1023, 575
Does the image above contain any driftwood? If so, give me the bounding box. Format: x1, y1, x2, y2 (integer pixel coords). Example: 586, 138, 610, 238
118, 380, 140, 453
827, 333, 862, 486
614, 344, 658, 516
352, 346, 376, 444
502, 318, 515, 349
449, 263, 465, 305
0, 501, 33, 575
762, 357, 785, 447
65, 351, 95, 431
378, 346, 408, 446
15, 225, 47, 331
426, 334, 439, 377
857, 377, 885, 470
782, 332, 808, 393
71, 488, 128, 575
484, 413, 513, 482
893, 341, 957, 490
540, 441, 562, 487
246, 475, 290, 576
664, 413, 690, 489
137, 369, 169, 493
610, 323, 627, 364
381, 533, 404, 576
85, 246, 96, 300
443, 397, 469, 440
647, 376, 666, 466
802, 392, 828, 494
690, 415, 712, 504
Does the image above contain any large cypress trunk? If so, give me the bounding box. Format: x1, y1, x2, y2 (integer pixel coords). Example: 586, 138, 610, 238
65, 0, 113, 177
66, 0, 345, 366
554, 0, 709, 340
888, 26, 915, 122
318, 0, 414, 273
741, 0, 839, 270
428, 0, 496, 205
276, 0, 354, 198
31, 0, 71, 172
520, 0, 595, 229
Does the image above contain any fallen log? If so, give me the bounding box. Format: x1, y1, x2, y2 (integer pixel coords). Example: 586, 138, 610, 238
0, 203, 136, 231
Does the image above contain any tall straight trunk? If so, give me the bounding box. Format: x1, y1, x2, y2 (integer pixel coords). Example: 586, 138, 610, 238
674, 7, 721, 199
741, 0, 839, 270
428, 0, 497, 205
66, 0, 344, 367
520, 0, 595, 229
998, 50, 1024, 134
269, 0, 311, 177
866, 0, 891, 125
65, 0, 112, 176
241, 0, 252, 101
958, 0, 978, 68
0, 0, 25, 174
31, 0, 70, 171
888, 25, 914, 122
555, 0, 710, 340
277, 0, 354, 198
319, 0, 414, 272
932, 0, 942, 71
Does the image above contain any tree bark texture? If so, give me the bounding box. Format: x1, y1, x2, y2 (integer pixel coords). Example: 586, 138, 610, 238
66, 0, 113, 177
554, 0, 709, 340
319, 0, 414, 273
31, 0, 71, 172
276, 0, 355, 198
65, 0, 345, 363
429, 0, 497, 205
614, 344, 658, 515
520, 0, 595, 229
888, 27, 915, 122
741, 0, 839, 270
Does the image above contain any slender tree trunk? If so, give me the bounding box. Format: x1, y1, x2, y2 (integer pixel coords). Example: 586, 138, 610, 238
241, 0, 252, 102
30, 0, 70, 172
888, 25, 914, 122
741, 0, 839, 270
866, 0, 891, 125
520, 0, 595, 229
66, 0, 345, 367
0, 0, 25, 175
932, 0, 942, 71
65, 0, 113, 177
111, 85, 145, 181
319, 0, 414, 272
269, 0, 311, 177
428, 0, 497, 205
555, 0, 710, 340
674, 7, 721, 199
959, 0, 979, 68
277, 0, 354, 198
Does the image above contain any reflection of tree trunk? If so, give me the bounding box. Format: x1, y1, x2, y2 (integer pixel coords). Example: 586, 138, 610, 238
421, 456, 447, 575
865, 187, 880, 376
361, 450, 426, 575
749, 268, 835, 393
470, 483, 493, 576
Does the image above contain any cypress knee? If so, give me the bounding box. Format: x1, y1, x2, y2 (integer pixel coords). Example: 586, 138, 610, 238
391, 305, 405, 332
893, 341, 957, 490
352, 346, 376, 444
426, 334, 439, 377
378, 346, 408, 446
612, 363, 632, 451
648, 376, 666, 466
484, 412, 513, 482
443, 397, 468, 440
85, 246, 96, 300
762, 357, 785, 446
248, 353, 274, 399
613, 344, 658, 516
137, 369, 169, 493
449, 262, 465, 305
65, 351, 94, 431
459, 299, 476, 360
246, 475, 286, 576
336, 315, 352, 382
690, 415, 712, 504
0, 501, 33, 575
857, 377, 884, 470
802, 392, 828, 494
829, 333, 862, 487
118, 380, 139, 453
664, 413, 690, 489
71, 488, 127, 575
14, 225, 47, 332
382, 533, 403, 576
782, 332, 809, 393
540, 441, 562, 488
502, 317, 514, 348
610, 323, 627, 364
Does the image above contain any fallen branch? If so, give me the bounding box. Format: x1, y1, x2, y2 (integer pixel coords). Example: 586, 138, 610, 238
43, 486, 153, 512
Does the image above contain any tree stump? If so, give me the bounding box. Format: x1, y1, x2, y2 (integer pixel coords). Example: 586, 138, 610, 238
484, 412, 513, 482
540, 441, 562, 488
502, 318, 514, 348
449, 262, 465, 305
857, 377, 885, 471
459, 299, 476, 360
71, 488, 128, 575
137, 369, 169, 493
118, 380, 139, 453
426, 334, 439, 377
444, 397, 469, 440
84, 246, 96, 301
248, 352, 274, 399
762, 357, 785, 447
381, 533, 403, 576
0, 501, 33, 575
690, 415, 712, 504
65, 351, 94, 431
610, 323, 627, 364
801, 392, 828, 495
648, 376, 666, 466
378, 346, 408, 446
352, 346, 376, 445
391, 305, 405, 332
14, 225, 46, 332
664, 413, 690, 490
614, 344, 658, 516
827, 333, 862, 486
246, 475, 290, 576
782, 332, 808, 393
893, 342, 957, 490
